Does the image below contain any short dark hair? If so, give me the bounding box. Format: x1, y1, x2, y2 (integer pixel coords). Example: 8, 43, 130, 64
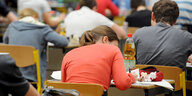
79, 0, 97, 9
131, 0, 146, 9
152, 0, 179, 25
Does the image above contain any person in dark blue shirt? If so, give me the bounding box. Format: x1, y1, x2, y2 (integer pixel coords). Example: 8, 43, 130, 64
0, 0, 17, 22
0, 53, 40, 96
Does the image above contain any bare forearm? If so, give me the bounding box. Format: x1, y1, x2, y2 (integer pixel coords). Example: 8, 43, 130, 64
46, 18, 62, 27
6, 12, 17, 22
25, 84, 40, 96
43, 12, 65, 27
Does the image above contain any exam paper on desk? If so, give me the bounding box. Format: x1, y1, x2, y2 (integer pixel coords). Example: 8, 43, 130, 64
51, 71, 173, 90
132, 80, 174, 90
51, 71, 61, 80
187, 62, 192, 67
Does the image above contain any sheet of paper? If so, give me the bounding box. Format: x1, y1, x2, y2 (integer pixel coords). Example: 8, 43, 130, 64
187, 62, 192, 67
0, 53, 9, 55
134, 80, 174, 90
48, 42, 53, 45
111, 79, 173, 90
51, 71, 61, 80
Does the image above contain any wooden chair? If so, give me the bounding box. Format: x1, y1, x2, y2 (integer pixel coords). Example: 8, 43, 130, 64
186, 67, 192, 91
46, 80, 104, 96
136, 65, 186, 96
128, 27, 139, 34
0, 44, 42, 94
186, 80, 192, 90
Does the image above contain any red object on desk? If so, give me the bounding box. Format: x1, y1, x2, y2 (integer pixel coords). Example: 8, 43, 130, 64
139, 66, 164, 81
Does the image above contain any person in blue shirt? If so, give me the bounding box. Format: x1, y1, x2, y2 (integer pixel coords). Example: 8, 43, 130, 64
112, 0, 150, 10
174, 0, 192, 33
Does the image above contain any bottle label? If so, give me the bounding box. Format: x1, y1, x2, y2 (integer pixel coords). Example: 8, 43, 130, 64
124, 60, 135, 72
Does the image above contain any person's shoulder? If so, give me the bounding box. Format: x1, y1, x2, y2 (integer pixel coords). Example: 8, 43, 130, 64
40, 0, 49, 4
80, 44, 119, 51
139, 10, 152, 15
65, 10, 80, 20
95, 44, 120, 51
10, 21, 22, 25
142, 9, 152, 13
91, 10, 106, 17
135, 26, 151, 34
0, 54, 15, 68
126, 12, 140, 21
126, 14, 133, 20
172, 27, 192, 40
68, 10, 79, 15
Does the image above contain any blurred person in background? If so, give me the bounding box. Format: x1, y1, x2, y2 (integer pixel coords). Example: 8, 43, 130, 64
4, 0, 17, 9
61, 0, 126, 40
96, 0, 119, 17
0, 53, 40, 96
18, 0, 65, 27
174, 0, 192, 33
125, 0, 151, 27
76, 0, 119, 19
3, 8, 68, 87
112, 0, 150, 10
0, 0, 17, 22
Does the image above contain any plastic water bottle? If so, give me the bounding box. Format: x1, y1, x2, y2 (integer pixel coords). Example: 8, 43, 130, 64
60, 20, 66, 36
123, 33, 136, 71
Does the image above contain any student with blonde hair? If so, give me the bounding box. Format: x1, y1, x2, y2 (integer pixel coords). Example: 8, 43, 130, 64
3, 8, 68, 86
18, 8, 39, 19
61, 25, 136, 95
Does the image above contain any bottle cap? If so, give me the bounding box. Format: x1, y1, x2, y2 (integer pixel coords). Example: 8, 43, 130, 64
128, 33, 132, 37
49, 11, 55, 15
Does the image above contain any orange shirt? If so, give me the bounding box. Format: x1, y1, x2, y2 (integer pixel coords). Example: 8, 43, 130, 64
61, 44, 135, 90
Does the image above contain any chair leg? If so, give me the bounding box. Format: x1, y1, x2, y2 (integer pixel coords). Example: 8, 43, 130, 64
182, 72, 186, 96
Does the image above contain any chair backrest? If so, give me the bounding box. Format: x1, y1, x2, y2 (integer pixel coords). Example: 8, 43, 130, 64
46, 81, 104, 96
136, 65, 186, 96
0, 44, 42, 94
128, 27, 139, 34
0, 44, 35, 67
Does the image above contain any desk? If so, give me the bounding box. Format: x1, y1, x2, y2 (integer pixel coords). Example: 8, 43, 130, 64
110, 80, 175, 96
47, 43, 79, 79
186, 63, 192, 80
186, 63, 192, 91
48, 42, 79, 53
47, 79, 175, 96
